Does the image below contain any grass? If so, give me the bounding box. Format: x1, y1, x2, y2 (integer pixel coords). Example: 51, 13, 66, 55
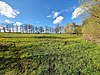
0, 33, 100, 75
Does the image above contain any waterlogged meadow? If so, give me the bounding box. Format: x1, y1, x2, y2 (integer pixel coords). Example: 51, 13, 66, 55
0, 33, 100, 75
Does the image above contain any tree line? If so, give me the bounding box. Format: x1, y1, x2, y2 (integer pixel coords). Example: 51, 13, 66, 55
0, 23, 82, 35
0, 23, 63, 33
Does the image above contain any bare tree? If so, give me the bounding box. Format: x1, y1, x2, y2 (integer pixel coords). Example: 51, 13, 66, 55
45, 25, 48, 33
55, 25, 60, 33
39, 26, 44, 33
35, 27, 38, 33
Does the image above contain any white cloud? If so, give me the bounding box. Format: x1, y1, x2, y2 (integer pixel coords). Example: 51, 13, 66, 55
47, 11, 59, 18
47, 15, 51, 18
47, 6, 76, 19
72, 6, 88, 19
14, 22, 22, 26
61, 7, 76, 13
53, 16, 64, 24
72, 1, 98, 19
5, 19, 13, 23
53, 11, 59, 18
5, 19, 10, 23
0, 1, 20, 18
5, 19, 22, 26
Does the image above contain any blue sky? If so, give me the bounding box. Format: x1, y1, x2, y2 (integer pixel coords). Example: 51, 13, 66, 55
0, 0, 82, 27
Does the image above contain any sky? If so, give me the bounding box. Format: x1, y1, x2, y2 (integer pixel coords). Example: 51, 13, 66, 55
0, 0, 84, 27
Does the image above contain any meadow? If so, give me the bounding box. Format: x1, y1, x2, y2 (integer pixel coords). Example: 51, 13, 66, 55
0, 33, 100, 75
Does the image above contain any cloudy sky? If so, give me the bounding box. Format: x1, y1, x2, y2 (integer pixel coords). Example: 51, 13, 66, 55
0, 0, 84, 27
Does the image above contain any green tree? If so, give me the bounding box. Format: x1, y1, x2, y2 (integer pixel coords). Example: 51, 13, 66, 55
81, 0, 100, 43
74, 26, 82, 36
64, 22, 76, 35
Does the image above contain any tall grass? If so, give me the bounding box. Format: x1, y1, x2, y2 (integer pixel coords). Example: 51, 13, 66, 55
0, 33, 100, 75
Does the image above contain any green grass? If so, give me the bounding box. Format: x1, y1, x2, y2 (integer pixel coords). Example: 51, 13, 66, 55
0, 33, 100, 75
